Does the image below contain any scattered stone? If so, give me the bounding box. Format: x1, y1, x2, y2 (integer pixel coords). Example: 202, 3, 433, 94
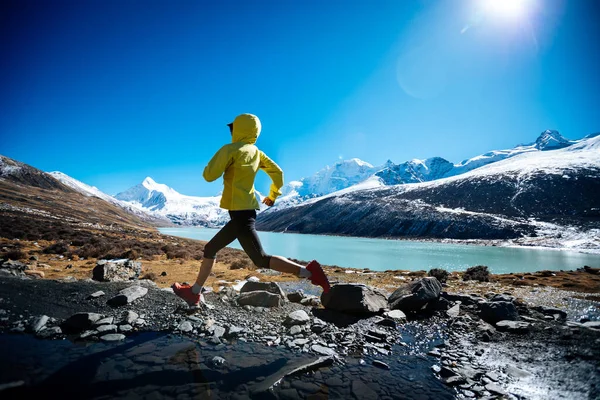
24, 270, 45, 279
485, 383, 507, 396
36, 326, 62, 339
311, 345, 336, 357
505, 365, 531, 378
374, 317, 396, 328
210, 325, 226, 338
289, 325, 303, 336
321, 284, 388, 314
384, 309, 407, 321
479, 301, 519, 325
92, 259, 141, 282
583, 321, 600, 329
211, 356, 226, 367
31, 315, 49, 333
94, 316, 114, 326
287, 290, 305, 303
122, 310, 139, 325
240, 281, 286, 299
490, 294, 515, 303
96, 324, 118, 334
372, 360, 390, 370
107, 285, 148, 307
446, 304, 461, 318
237, 291, 281, 308
284, 310, 310, 326
79, 330, 97, 339
388, 277, 442, 312
225, 325, 245, 338
88, 291, 105, 299
178, 321, 193, 332
119, 324, 133, 332
62, 312, 103, 333
299, 296, 320, 307
496, 320, 530, 333
100, 333, 126, 342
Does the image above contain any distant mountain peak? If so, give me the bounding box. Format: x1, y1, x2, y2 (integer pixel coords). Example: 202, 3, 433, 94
534, 130, 572, 150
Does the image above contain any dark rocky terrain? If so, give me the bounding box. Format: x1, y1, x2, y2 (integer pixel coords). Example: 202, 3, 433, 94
1, 266, 598, 399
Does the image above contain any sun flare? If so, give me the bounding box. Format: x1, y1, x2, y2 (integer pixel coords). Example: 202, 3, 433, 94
481, 0, 531, 20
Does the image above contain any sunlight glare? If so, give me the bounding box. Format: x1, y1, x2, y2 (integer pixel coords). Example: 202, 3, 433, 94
482, 0, 530, 20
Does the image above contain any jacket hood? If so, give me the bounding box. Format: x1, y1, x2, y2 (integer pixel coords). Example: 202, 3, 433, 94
231, 114, 261, 144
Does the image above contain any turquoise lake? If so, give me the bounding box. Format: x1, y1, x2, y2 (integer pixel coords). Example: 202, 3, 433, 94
158, 227, 600, 274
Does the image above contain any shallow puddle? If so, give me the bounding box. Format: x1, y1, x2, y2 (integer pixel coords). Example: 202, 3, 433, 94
0, 331, 454, 399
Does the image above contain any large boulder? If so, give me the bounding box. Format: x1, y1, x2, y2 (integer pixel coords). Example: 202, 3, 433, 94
237, 291, 281, 308
93, 259, 141, 282
321, 284, 388, 314
388, 277, 442, 312
240, 281, 286, 299
480, 301, 519, 324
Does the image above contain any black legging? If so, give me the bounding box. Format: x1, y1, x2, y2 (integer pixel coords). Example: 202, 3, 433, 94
203, 210, 272, 268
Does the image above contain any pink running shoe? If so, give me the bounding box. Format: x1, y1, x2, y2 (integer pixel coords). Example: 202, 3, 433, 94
306, 260, 331, 293
171, 282, 201, 307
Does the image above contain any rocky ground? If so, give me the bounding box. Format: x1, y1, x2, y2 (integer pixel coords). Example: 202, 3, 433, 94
0, 258, 599, 399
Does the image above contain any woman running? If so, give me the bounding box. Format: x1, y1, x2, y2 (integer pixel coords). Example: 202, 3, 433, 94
172, 113, 330, 307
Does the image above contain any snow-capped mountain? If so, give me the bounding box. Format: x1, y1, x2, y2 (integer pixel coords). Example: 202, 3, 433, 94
115, 177, 229, 227
48, 172, 167, 225
257, 133, 600, 247
273, 158, 379, 209
376, 130, 578, 185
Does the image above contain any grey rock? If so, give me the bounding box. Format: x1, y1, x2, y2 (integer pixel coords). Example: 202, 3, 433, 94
293, 338, 309, 346
446, 304, 460, 318
178, 321, 193, 332
211, 356, 226, 367
496, 320, 530, 333
441, 292, 482, 306
351, 380, 378, 400
287, 290, 305, 303
100, 333, 126, 342
96, 324, 118, 334
300, 295, 320, 307
88, 291, 105, 299
36, 326, 62, 338
94, 316, 114, 326
583, 321, 600, 329
119, 324, 133, 332
533, 305, 567, 320
372, 360, 390, 369
79, 330, 97, 339
321, 284, 388, 314
92, 259, 141, 282
62, 312, 103, 333
384, 309, 407, 320
122, 310, 139, 325
311, 344, 336, 356
107, 285, 148, 307
505, 365, 531, 378
284, 310, 310, 326
226, 325, 245, 338
237, 291, 281, 308
485, 383, 507, 396
31, 315, 49, 333
289, 325, 303, 336
480, 301, 519, 324
240, 281, 286, 299
211, 325, 226, 338
389, 277, 442, 312
490, 294, 514, 303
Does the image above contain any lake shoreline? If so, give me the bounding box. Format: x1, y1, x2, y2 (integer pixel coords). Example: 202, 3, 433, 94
159, 225, 600, 254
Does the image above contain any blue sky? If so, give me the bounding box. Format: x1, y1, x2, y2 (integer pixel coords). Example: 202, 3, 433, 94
1, 0, 599, 197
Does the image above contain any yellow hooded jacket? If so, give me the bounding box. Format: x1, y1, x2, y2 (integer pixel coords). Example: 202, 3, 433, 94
203, 114, 283, 210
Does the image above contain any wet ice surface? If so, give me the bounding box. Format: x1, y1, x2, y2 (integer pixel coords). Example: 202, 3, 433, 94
0, 329, 454, 399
